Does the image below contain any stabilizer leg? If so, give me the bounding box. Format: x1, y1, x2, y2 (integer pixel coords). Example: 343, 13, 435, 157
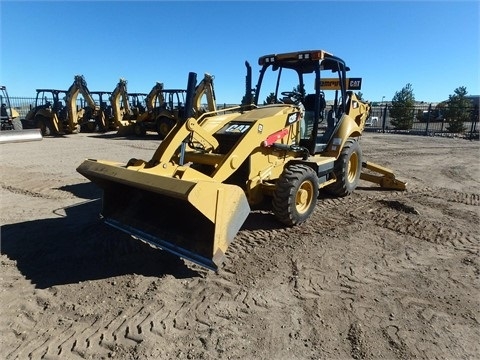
360, 161, 407, 190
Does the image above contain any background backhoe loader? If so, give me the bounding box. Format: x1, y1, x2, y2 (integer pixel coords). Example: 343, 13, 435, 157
23, 75, 106, 135
0, 85, 42, 143
23, 89, 66, 135
90, 91, 114, 130
115, 74, 217, 138
78, 50, 406, 271
1, 85, 22, 131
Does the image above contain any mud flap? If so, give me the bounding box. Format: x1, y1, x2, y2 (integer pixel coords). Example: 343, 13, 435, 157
77, 159, 250, 270
0, 129, 43, 144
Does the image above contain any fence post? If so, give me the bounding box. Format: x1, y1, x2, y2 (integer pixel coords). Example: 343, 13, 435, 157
382, 104, 387, 133
469, 104, 479, 140
425, 103, 432, 136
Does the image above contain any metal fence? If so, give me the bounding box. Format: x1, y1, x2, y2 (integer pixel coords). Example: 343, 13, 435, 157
1, 96, 240, 118
2, 95, 478, 139
365, 104, 478, 139
0, 96, 37, 118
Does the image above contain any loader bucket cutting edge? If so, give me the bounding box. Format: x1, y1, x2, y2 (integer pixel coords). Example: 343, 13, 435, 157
76, 159, 251, 270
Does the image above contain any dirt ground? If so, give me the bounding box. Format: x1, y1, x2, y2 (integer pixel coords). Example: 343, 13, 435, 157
0, 131, 479, 360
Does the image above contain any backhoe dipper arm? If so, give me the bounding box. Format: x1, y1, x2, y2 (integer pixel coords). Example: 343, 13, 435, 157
145, 82, 164, 112
66, 75, 104, 129
110, 79, 132, 125
193, 73, 217, 114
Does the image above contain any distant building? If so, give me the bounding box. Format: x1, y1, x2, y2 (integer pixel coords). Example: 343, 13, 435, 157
466, 95, 479, 108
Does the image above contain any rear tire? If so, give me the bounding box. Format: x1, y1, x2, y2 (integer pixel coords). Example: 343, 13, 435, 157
156, 117, 176, 139
35, 116, 51, 136
134, 122, 146, 137
273, 164, 319, 226
326, 138, 362, 197
84, 121, 98, 133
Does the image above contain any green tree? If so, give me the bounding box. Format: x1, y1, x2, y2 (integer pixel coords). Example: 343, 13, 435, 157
389, 83, 415, 130
444, 86, 469, 133
264, 92, 276, 105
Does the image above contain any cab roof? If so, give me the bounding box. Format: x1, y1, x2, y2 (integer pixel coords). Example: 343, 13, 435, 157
258, 49, 348, 73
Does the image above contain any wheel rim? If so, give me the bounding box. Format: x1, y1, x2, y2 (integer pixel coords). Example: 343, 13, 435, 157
296, 180, 314, 214
87, 122, 96, 131
159, 122, 170, 136
37, 119, 47, 135
347, 152, 359, 183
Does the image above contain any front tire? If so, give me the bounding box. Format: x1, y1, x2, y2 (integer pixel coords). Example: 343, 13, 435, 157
273, 164, 319, 226
326, 138, 362, 197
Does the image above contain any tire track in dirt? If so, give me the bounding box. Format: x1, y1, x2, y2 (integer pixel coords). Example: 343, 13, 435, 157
225, 186, 480, 359
4, 185, 479, 359
0, 165, 86, 201
337, 188, 479, 359
370, 189, 479, 252
0, 183, 77, 201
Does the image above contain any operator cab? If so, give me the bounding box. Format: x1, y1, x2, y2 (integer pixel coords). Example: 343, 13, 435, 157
252, 50, 353, 155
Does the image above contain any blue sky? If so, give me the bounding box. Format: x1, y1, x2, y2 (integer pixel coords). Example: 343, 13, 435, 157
1, 1, 479, 104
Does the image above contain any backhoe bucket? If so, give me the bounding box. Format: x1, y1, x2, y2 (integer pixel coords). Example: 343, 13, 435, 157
77, 159, 251, 270
116, 122, 135, 136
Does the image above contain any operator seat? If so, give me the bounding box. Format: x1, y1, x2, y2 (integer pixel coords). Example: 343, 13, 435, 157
300, 93, 329, 154
303, 94, 315, 120
302, 93, 326, 128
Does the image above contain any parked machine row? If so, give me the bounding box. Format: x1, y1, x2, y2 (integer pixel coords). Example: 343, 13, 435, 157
19, 73, 217, 138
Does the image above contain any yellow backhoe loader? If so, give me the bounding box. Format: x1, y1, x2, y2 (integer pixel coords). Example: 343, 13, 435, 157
23, 89, 66, 135
23, 76, 105, 135
90, 91, 114, 130
77, 50, 406, 271
0, 85, 42, 143
111, 74, 217, 138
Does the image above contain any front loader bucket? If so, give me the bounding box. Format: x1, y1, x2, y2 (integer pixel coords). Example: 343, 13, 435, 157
0, 129, 43, 144
77, 159, 250, 270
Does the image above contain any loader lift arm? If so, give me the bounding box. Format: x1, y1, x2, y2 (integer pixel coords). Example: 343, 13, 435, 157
145, 82, 164, 112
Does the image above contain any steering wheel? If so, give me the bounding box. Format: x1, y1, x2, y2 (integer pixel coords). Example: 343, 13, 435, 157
280, 91, 302, 104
